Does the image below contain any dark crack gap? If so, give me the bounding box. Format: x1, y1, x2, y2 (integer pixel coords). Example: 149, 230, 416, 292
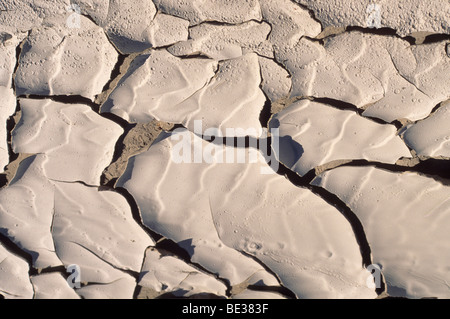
197, 135, 269, 150
325, 159, 450, 185
187, 19, 267, 30
186, 131, 381, 296
17, 94, 100, 112
273, 157, 385, 295
413, 158, 450, 182
256, 53, 292, 127
303, 35, 326, 44
310, 97, 400, 127
100, 191, 235, 297
166, 52, 212, 60
74, 10, 125, 57
96, 52, 145, 108
168, 121, 268, 149
11, 33, 28, 95
208, 192, 295, 298
274, 161, 373, 267
1, 99, 21, 188
100, 112, 133, 130
154, 239, 189, 260
255, 52, 294, 85
422, 33, 450, 45
345, 26, 415, 45
1, 35, 28, 187
132, 244, 154, 299
418, 100, 450, 122
48, 178, 99, 188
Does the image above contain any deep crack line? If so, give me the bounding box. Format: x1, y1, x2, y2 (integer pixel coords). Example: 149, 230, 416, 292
17, 94, 100, 112
273, 161, 374, 268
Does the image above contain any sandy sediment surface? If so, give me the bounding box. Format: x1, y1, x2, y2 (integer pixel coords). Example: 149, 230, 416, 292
0, 0, 449, 299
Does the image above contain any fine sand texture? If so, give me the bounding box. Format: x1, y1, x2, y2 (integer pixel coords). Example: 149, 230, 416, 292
0, 0, 449, 299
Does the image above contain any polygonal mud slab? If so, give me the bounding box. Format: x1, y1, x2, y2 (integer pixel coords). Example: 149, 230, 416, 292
0, 155, 61, 269
168, 21, 273, 60
270, 100, 411, 176
0, 152, 152, 278
15, 16, 118, 100
260, 0, 321, 49
12, 99, 123, 186
276, 32, 450, 122
364, 40, 450, 122
117, 129, 376, 298
402, 100, 450, 158
30, 273, 80, 299
0, 87, 15, 172
117, 130, 283, 289
103, 51, 265, 137
153, 0, 262, 26
294, 0, 450, 37
146, 13, 189, 49
312, 166, 450, 298
0, 32, 20, 172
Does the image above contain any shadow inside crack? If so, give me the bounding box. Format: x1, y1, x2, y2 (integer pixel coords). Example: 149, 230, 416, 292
415, 158, 450, 181
339, 158, 450, 185
269, 118, 305, 169
345, 26, 415, 44
0, 174, 7, 189
276, 135, 304, 169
